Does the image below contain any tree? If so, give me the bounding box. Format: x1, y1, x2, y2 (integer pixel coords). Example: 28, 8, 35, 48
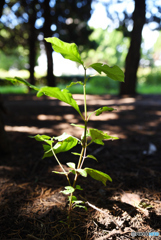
0, 0, 10, 153
0, 0, 95, 86
103, 0, 161, 95
120, 0, 145, 95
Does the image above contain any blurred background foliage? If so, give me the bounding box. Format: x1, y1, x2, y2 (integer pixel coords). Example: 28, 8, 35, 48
0, 0, 161, 95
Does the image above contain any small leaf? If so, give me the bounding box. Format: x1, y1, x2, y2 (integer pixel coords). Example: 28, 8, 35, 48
69, 169, 76, 175
45, 37, 84, 65
71, 123, 85, 129
88, 106, 115, 120
37, 87, 83, 117
6, 77, 39, 91
66, 81, 83, 88
86, 155, 97, 161
71, 152, 81, 156
52, 171, 67, 175
95, 107, 115, 116
75, 185, 83, 190
89, 128, 118, 145
85, 168, 112, 186
30, 134, 54, 146
89, 63, 124, 82
66, 162, 76, 169
61, 186, 75, 195
42, 136, 78, 158
73, 205, 87, 211
77, 169, 87, 177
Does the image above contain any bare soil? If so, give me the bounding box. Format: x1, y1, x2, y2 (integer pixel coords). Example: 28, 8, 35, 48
0, 93, 161, 240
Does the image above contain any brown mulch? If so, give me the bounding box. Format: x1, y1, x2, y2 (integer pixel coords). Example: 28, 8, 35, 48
0, 93, 161, 240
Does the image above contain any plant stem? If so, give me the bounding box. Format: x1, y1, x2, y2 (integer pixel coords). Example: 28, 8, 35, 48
51, 145, 71, 186
68, 67, 88, 222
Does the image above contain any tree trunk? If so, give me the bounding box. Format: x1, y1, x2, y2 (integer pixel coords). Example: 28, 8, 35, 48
28, 2, 37, 85
0, 1, 10, 153
43, 0, 55, 87
120, 0, 146, 95
0, 95, 10, 153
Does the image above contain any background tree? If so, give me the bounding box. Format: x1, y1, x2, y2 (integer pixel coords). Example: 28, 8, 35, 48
103, 0, 161, 95
0, 0, 10, 153
0, 0, 95, 86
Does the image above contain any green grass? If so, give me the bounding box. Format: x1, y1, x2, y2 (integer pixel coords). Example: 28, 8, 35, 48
0, 85, 28, 94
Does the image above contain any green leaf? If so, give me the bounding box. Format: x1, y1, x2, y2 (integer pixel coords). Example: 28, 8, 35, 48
37, 87, 82, 117
69, 169, 76, 175
86, 155, 97, 161
89, 128, 118, 145
66, 162, 76, 169
66, 81, 83, 88
71, 152, 81, 156
42, 136, 78, 158
71, 123, 85, 129
89, 63, 124, 82
95, 106, 115, 116
30, 134, 54, 146
45, 37, 84, 65
61, 186, 75, 195
75, 185, 83, 190
6, 77, 39, 91
85, 168, 112, 186
76, 169, 87, 177
52, 171, 67, 175
73, 205, 87, 211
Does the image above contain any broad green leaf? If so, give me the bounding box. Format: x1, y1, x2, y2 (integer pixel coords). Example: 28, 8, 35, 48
75, 185, 83, 190
66, 162, 76, 169
6, 77, 39, 91
55, 132, 72, 141
95, 107, 115, 116
42, 136, 78, 158
85, 168, 112, 186
37, 87, 83, 117
30, 134, 53, 146
61, 186, 75, 195
52, 171, 67, 175
89, 128, 118, 145
66, 81, 83, 88
45, 37, 84, 65
71, 123, 85, 129
86, 155, 97, 161
89, 63, 124, 82
77, 169, 87, 177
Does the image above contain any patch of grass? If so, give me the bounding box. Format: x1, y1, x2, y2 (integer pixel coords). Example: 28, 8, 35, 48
0, 85, 28, 94
137, 83, 161, 94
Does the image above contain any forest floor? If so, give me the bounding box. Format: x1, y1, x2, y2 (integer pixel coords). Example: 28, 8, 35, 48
0, 93, 161, 240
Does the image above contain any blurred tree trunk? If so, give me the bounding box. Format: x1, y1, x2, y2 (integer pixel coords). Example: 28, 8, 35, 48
43, 0, 55, 86
28, 1, 37, 85
0, 96, 10, 153
0, 0, 10, 153
0, 0, 5, 16
120, 0, 146, 95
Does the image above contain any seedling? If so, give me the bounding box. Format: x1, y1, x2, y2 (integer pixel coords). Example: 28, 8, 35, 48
6, 37, 124, 224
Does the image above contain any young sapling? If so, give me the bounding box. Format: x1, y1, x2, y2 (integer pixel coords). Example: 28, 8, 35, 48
6, 37, 124, 223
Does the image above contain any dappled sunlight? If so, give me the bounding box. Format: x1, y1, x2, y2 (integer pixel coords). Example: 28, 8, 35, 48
37, 114, 62, 121
5, 125, 53, 134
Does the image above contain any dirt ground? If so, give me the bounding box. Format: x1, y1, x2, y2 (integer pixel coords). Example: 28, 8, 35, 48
0, 93, 161, 240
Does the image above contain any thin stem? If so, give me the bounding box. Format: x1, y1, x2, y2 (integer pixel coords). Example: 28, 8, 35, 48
68, 66, 88, 223
51, 144, 71, 186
